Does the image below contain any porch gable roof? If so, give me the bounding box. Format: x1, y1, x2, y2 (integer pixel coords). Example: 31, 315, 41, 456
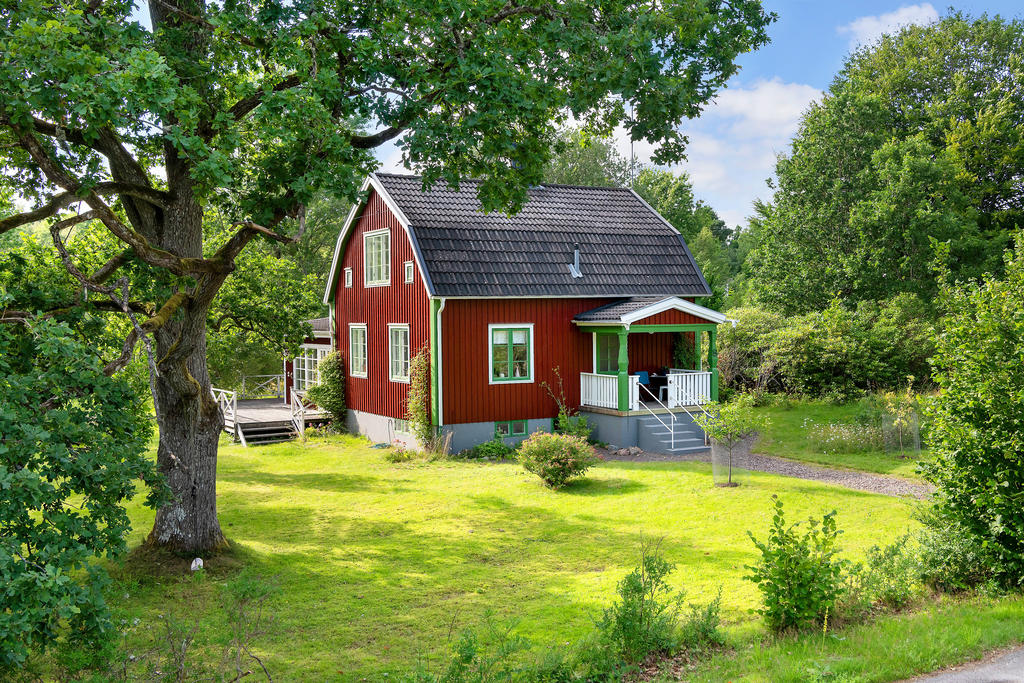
573, 296, 727, 326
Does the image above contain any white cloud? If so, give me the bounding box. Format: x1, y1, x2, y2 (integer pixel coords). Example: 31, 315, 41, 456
838, 3, 938, 49
610, 78, 820, 227
375, 143, 410, 174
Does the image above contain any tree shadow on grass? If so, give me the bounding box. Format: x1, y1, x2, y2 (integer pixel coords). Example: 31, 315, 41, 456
559, 476, 645, 496
218, 469, 386, 494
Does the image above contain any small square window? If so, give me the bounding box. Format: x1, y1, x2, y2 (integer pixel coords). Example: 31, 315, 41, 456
495, 422, 511, 437
510, 420, 527, 436
404, 261, 414, 284
344, 267, 353, 288
495, 420, 527, 438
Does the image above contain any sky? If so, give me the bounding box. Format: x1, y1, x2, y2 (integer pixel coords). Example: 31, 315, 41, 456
373, 1, 1024, 229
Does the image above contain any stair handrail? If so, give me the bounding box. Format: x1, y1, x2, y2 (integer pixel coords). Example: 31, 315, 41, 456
664, 375, 714, 447
290, 390, 312, 439
637, 383, 675, 451
241, 374, 284, 399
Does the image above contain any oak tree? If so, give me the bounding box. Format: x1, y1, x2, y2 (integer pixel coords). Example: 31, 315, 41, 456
0, 0, 772, 553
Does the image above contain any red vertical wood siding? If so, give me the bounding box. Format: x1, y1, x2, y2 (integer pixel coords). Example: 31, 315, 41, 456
440, 301, 689, 424
334, 191, 430, 420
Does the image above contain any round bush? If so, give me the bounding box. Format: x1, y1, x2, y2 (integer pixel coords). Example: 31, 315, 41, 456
516, 432, 600, 488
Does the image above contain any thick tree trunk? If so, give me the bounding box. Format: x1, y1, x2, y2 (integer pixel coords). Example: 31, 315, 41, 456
144, 164, 228, 554
146, 321, 227, 554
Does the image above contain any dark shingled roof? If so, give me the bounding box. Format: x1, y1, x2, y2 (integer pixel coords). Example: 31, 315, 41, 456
573, 298, 664, 322
375, 173, 711, 298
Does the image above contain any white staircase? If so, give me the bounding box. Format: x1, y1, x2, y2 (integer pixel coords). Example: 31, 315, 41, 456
637, 415, 709, 454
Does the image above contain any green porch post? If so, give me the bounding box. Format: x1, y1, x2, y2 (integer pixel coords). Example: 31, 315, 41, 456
709, 326, 719, 401
693, 329, 702, 371
616, 327, 630, 411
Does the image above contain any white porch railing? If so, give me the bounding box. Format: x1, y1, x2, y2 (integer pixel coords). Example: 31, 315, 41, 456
666, 370, 713, 407
290, 390, 315, 439
240, 374, 284, 399
211, 387, 240, 443
580, 372, 619, 409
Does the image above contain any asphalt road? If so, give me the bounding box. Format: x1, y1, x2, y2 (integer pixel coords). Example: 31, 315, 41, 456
909, 647, 1024, 682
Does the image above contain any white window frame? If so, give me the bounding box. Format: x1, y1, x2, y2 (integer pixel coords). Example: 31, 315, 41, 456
404, 260, 414, 284
293, 343, 331, 393
388, 324, 410, 383
363, 228, 391, 287
349, 324, 367, 378
487, 323, 534, 385
344, 267, 353, 288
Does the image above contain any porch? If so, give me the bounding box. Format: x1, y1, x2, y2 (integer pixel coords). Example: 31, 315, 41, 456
580, 368, 715, 413
211, 389, 327, 446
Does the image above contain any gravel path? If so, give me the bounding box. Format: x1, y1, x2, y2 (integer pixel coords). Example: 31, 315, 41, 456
601, 436, 934, 500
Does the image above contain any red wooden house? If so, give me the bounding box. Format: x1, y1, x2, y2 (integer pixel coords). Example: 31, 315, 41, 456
316, 173, 726, 453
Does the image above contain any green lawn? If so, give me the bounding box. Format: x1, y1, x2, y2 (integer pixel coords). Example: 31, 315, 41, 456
752, 401, 927, 479
105, 434, 918, 680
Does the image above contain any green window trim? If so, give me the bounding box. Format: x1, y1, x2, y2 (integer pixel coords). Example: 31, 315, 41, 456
495, 420, 528, 438
489, 325, 532, 383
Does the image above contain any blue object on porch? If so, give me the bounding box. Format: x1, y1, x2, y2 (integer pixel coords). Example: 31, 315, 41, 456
636, 371, 650, 385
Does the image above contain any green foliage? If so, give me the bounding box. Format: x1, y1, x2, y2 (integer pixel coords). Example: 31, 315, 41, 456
516, 432, 599, 489
678, 589, 726, 652
542, 367, 592, 441
843, 536, 921, 619
718, 296, 935, 398
544, 127, 632, 187
406, 345, 434, 449
458, 438, 516, 461
0, 314, 166, 670
749, 13, 1022, 313
922, 235, 1024, 585
305, 351, 346, 426
693, 401, 768, 450
746, 497, 847, 633
597, 543, 684, 664
403, 614, 535, 683
915, 506, 1003, 593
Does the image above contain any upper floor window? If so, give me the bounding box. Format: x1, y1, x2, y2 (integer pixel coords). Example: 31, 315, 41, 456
404, 261, 414, 284
388, 324, 410, 382
489, 324, 533, 383
344, 267, 353, 288
363, 229, 390, 286
349, 324, 367, 378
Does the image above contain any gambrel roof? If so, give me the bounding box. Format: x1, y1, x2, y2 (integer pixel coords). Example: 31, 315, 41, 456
324, 173, 712, 302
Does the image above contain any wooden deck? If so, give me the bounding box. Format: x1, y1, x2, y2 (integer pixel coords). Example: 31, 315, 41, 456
223, 398, 328, 446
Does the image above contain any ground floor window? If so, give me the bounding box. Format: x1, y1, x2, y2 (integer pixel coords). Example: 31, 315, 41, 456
349, 324, 367, 377
294, 344, 330, 392
388, 324, 410, 382
495, 420, 528, 438
489, 324, 533, 382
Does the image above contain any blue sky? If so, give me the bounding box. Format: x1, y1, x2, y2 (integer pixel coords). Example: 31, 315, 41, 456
375, 2, 1024, 229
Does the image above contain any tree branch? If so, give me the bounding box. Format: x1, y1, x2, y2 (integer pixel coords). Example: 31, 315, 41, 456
0, 182, 170, 235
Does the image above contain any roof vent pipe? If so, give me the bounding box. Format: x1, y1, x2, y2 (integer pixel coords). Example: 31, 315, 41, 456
568, 242, 583, 278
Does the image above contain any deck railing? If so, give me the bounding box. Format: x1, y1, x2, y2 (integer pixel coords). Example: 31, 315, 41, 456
211, 387, 239, 442
290, 390, 316, 439
666, 370, 713, 408
580, 372, 618, 409
240, 374, 284, 400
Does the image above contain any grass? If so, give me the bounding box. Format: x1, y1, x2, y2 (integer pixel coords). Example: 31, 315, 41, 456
100, 434, 918, 681
688, 593, 1024, 682
751, 400, 927, 480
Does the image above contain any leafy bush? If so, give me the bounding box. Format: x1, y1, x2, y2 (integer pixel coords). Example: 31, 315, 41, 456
594, 542, 685, 665
915, 506, 1001, 593
0, 316, 167, 671
718, 295, 935, 399
458, 438, 516, 460
746, 496, 847, 632
542, 366, 593, 441
306, 351, 346, 425
842, 535, 920, 619
678, 589, 725, 651
921, 236, 1024, 585
516, 432, 600, 489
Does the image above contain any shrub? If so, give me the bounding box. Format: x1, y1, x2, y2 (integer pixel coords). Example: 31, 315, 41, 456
594, 541, 685, 665
542, 367, 593, 441
458, 438, 516, 460
916, 506, 1001, 593
746, 496, 847, 632
516, 432, 599, 489
306, 351, 346, 425
406, 345, 434, 449
922, 237, 1024, 585
842, 535, 920, 619
678, 589, 725, 651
